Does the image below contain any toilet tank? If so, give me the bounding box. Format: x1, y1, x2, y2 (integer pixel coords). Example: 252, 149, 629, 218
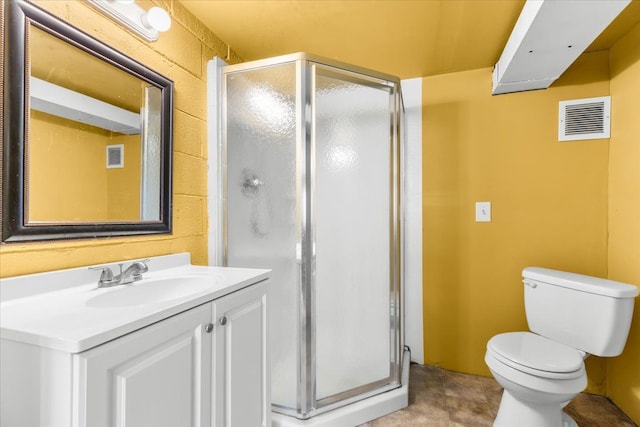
523, 267, 638, 357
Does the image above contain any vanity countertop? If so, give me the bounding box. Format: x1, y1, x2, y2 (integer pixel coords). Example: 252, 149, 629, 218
0, 253, 270, 353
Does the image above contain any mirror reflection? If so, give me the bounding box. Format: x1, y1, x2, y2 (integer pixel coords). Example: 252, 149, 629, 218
2, 0, 172, 242
27, 25, 162, 223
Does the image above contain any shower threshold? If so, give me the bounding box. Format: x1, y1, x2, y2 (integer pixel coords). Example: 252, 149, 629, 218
272, 349, 410, 427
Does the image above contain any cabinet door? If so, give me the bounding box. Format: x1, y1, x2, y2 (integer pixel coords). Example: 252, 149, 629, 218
212, 281, 270, 427
74, 304, 213, 427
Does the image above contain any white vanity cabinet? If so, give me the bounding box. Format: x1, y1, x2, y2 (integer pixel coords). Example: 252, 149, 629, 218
0, 255, 270, 427
76, 281, 270, 427
75, 303, 213, 427
212, 281, 270, 427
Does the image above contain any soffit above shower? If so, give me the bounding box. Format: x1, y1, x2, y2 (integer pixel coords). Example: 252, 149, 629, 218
492, 0, 631, 95
180, 0, 640, 80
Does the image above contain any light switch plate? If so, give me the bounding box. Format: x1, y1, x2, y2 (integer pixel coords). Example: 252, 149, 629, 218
476, 202, 491, 222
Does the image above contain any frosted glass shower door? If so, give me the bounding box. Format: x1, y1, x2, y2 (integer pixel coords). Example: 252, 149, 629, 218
223, 54, 402, 419
313, 66, 398, 402
224, 63, 299, 410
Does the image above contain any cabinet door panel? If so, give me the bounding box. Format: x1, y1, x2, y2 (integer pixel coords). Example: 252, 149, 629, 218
213, 281, 269, 427
114, 335, 194, 426
74, 304, 212, 427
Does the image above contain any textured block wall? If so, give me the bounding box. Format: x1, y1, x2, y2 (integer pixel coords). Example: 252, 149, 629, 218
0, 0, 242, 277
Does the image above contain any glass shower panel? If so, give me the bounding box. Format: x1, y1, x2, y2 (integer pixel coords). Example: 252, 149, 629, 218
223, 54, 403, 421
224, 63, 298, 409
140, 86, 161, 220
314, 67, 393, 401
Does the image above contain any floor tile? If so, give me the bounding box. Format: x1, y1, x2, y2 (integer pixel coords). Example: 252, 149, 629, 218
358, 364, 637, 427
565, 393, 638, 427
445, 395, 494, 427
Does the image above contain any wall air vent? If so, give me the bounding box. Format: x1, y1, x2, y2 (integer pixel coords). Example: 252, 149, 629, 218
106, 144, 124, 168
558, 96, 610, 142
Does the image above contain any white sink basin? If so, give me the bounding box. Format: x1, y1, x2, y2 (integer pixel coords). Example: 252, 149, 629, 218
86, 276, 217, 308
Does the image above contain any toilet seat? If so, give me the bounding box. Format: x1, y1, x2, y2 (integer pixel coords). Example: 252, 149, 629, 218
487, 332, 584, 380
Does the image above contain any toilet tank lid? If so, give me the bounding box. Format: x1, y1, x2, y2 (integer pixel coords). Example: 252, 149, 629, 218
523, 267, 638, 298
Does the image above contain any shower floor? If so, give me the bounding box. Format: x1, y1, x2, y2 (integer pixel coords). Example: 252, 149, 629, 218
272, 350, 410, 427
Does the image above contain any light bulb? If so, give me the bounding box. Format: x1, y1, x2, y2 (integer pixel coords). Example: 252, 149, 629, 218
142, 7, 171, 32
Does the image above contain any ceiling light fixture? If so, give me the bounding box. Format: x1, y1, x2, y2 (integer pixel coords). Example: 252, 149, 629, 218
86, 0, 171, 42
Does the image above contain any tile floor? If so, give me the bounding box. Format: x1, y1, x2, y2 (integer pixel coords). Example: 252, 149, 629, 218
359, 364, 637, 427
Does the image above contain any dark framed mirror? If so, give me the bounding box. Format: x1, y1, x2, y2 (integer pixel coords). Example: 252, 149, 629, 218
2, 0, 173, 242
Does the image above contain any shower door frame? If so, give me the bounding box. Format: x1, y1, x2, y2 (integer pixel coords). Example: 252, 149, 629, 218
222, 53, 403, 420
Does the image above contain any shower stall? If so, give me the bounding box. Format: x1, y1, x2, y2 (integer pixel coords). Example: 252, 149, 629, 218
222, 53, 407, 424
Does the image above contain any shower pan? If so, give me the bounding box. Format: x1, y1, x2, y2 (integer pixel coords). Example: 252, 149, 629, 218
222, 53, 408, 425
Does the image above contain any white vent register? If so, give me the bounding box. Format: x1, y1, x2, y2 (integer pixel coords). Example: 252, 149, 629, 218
559, 96, 610, 141
106, 144, 124, 168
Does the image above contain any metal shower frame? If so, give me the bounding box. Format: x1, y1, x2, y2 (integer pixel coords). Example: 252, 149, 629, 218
222, 52, 404, 420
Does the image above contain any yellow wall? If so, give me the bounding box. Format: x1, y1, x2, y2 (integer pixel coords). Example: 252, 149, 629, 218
0, 0, 242, 278
607, 22, 640, 424
422, 51, 611, 393
29, 111, 109, 221
28, 113, 140, 222
107, 134, 142, 221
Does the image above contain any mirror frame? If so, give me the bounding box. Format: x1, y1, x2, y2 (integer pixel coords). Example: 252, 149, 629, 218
2, 0, 173, 242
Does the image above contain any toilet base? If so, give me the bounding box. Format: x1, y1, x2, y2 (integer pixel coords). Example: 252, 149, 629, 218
494, 390, 578, 427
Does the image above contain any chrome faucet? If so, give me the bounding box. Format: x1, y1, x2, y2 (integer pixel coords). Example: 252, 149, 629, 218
90, 259, 149, 288
121, 261, 149, 284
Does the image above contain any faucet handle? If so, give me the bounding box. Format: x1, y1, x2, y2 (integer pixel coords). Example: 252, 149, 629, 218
101, 268, 114, 282
89, 265, 115, 282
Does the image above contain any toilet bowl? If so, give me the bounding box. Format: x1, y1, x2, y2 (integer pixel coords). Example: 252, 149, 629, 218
485, 332, 587, 427
485, 268, 638, 427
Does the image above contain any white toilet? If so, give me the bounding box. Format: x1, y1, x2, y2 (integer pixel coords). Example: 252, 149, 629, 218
485, 267, 638, 427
